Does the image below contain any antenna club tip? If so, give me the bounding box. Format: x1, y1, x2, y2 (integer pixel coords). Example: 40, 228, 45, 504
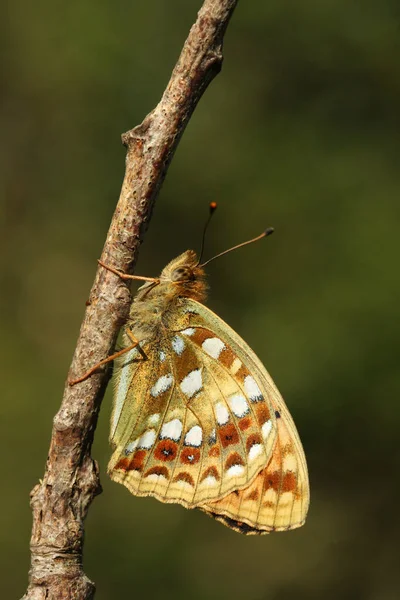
264, 227, 275, 236
209, 201, 218, 212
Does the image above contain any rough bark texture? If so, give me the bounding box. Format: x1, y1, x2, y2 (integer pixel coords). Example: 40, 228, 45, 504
22, 1, 238, 599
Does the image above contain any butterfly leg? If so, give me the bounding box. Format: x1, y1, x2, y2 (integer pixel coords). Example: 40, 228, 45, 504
69, 329, 140, 386
98, 259, 160, 286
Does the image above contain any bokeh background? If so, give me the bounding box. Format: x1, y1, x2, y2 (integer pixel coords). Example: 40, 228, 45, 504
2, 1, 400, 598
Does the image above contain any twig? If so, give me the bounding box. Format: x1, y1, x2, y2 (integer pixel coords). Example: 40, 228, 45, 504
22, 1, 238, 599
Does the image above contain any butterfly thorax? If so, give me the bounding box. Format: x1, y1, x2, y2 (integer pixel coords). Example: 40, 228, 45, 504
127, 250, 207, 340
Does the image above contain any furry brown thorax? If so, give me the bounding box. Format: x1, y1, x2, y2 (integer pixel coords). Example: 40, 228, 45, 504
128, 250, 207, 338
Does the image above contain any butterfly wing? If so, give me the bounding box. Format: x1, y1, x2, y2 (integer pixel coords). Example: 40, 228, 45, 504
109, 298, 309, 530
171, 299, 309, 533
108, 298, 281, 507
200, 395, 309, 534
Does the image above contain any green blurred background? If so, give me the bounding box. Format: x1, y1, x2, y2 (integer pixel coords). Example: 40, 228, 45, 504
2, 1, 400, 598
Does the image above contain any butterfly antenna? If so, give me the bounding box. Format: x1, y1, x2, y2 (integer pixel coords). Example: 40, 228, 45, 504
196, 201, 218, 266
200, 227, 274, 267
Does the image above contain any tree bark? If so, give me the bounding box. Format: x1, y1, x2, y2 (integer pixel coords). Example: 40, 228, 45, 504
22, 1, 238, 599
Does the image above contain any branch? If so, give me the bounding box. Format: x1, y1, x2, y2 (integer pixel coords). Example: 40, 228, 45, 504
22, 1, 238, 599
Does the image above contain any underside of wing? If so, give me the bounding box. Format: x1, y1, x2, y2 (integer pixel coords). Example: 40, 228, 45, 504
170, 299, 310, 533
108, 298, 309, 531
108, 315, 278, 507
199, 406, 309, 534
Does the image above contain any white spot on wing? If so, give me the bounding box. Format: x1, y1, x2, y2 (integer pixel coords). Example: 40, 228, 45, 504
264, 487, 278, 503
151, 374, 173, 397
180, 368, 203, 398
160, 418, 182, 441
201, 476, 217, 487
208, 429, 216, 444
228, 394, 249, 418
262, 419, 272, 439
183, 307, 199, 315
148, 413, 160, 426
172, 335, 185, 355
174, 480, 193, 490
124, 439, 139, 455
182, 327, 195, 336
159, 351, 166, 362
184, 425, 203, 447
244, 375, 263, 401
145, 473, 167, 482
202, 337, 225, 359
283, 454, 297, 471
230, 357, 242, 375
248, 443, 263, 461
215, 402, 229, 425
138, 429, 156, 449
227, 465, 244, 478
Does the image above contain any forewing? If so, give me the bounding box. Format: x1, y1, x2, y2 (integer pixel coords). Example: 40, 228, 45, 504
171, 299, 309, 532
200, 401, 309, 534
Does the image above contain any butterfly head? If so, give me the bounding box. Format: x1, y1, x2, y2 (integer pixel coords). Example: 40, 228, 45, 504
159, 250, 207, 302
133, 210, 273, 308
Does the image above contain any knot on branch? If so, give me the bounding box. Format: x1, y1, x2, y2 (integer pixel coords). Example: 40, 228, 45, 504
75, 456, 102, 518
122, 115, 152, 147
23, 566, 95, 600
204, 47, 223, 73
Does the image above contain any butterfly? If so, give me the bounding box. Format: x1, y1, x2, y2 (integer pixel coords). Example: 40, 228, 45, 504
71, 209, 309, 535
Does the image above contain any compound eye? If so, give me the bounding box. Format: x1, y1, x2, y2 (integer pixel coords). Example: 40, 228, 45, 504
171, 267, 193, 282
